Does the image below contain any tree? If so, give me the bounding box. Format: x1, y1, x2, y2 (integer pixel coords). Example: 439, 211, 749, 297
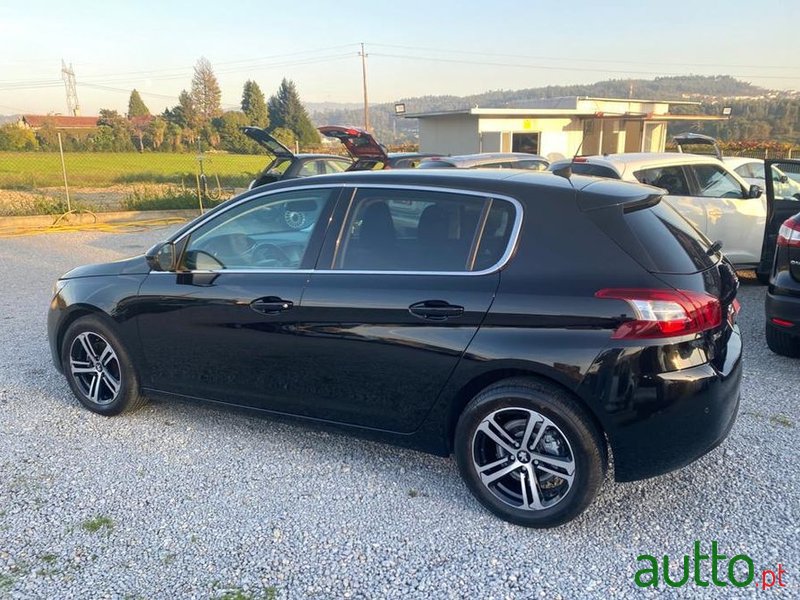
147, 116, 167, 150
35, 118, 59, 151
270, 126, 297, 149
96, 109, 134, 151
0, 124, 39, 150
213, 111, 261, 154
191, 57, 222, 128
127, 89, 150, 118
267, 78, 319, 146
241, 80, 268, 128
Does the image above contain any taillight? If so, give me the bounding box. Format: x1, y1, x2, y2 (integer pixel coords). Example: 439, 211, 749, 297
596, 288, 722, 339
777, 216, 800, 248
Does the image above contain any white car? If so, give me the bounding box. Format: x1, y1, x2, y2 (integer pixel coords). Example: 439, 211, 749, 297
551, 153, 766, 271
723, 157, 800, 201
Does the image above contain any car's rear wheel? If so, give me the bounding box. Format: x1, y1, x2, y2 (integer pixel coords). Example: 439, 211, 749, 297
454, 377, 605, 528
61, 315, 147, 415
766, 323, 800, 357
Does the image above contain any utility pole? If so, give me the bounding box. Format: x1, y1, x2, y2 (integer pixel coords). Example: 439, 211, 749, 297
360, 43, 369, 131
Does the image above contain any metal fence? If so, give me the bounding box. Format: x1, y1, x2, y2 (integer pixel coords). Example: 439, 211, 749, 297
0, 143, 267, 217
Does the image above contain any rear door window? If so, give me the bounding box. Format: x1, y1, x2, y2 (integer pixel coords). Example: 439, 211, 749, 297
333, 189, 517, 272
633, 166, 691, 196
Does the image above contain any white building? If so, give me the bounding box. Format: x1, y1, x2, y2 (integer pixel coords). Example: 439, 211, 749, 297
407, 97, 725, 161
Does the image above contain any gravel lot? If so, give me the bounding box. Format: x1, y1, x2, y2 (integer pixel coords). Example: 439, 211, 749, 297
0, 225, 797, 599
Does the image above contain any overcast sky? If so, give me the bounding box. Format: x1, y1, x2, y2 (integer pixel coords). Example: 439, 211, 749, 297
1, 0, 798, 116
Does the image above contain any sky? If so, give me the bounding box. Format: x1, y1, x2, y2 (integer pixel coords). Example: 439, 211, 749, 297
1, 0, 798, 116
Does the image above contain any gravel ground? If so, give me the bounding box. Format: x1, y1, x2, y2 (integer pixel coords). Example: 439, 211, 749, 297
0, 225, 797, 599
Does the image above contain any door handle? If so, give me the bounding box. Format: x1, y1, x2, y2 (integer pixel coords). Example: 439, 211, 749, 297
250, 296, 293, 314
408, 300, 464, 320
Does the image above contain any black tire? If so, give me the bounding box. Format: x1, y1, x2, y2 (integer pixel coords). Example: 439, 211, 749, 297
766, 323, 800, 357
756, 271, 771, 285
61, 314, 147, 415
454, 377, 606, 528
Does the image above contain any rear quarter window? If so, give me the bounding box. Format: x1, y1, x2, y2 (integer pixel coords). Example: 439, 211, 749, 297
623, 203, 718, 273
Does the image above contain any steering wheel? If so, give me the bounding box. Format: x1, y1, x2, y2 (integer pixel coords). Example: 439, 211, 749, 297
252, 243, 292, 267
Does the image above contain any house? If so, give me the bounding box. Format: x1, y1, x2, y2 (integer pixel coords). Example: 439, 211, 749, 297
406, 97, 727, 161
19, 115, 99, 130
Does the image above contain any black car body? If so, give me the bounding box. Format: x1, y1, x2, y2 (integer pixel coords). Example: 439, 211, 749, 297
318, 126, 439, 170
764, 158, 800, 356
48, 170, 742, 527
242, 126, 352, 189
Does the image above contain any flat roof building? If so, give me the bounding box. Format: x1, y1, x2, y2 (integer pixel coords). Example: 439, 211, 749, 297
406, 97, 726, 161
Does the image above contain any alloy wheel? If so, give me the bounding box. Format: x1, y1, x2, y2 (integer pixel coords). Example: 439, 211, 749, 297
471, 407, 575, 511
68, 331, 122, 406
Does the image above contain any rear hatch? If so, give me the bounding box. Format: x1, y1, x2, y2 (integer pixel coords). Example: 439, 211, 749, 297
673, 132, 722, 160
241, 126, 294, 158
579, 179, 738, 362
318, 126, 388, 164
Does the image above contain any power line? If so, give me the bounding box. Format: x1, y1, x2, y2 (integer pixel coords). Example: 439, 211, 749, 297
368, 42, 793, 71
368, 52, 800, 81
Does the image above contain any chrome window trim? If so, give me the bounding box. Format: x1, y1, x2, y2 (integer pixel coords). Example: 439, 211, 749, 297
162, 182, 523, 277
328, 184, 523, 277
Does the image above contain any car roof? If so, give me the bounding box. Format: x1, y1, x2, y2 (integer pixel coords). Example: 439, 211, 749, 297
576, 152, 728, 178
424, 152, 549, 168
167, 169, 663, 242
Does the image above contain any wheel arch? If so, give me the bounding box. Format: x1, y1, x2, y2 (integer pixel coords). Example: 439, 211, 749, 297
55, 304, 110, 370
444, 366, 608, 459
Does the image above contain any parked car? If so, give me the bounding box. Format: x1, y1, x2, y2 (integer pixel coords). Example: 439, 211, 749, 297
723, 157, 800, 200
242, 126, 352, 189
764, 159, 800, 356
418, 153, 549, 170
549, 153, 768, 277
48, 169, 741, 528
318, 126, 438, 170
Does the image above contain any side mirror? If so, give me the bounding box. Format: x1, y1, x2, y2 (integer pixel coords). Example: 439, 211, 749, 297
748, 184, 762, 199
145, 242, 176, 272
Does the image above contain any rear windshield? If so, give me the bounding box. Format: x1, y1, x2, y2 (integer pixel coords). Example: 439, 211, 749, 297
569, 163, 620, 179
417, 160, 456, 169
624, 202, 718, 273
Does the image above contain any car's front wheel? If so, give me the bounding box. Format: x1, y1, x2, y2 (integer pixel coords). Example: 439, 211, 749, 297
61, 315, 147, 415
454, 377, 606, 528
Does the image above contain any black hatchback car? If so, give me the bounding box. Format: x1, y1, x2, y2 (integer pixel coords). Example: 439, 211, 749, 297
48, 170, 742, 527
764, 158, 800, 356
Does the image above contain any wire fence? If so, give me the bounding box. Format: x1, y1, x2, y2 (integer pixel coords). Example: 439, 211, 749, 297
0, 148, 268, 217
3, 143, 799, 218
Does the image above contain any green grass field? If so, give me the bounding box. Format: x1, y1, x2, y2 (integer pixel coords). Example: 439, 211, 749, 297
0, 151, 267, 189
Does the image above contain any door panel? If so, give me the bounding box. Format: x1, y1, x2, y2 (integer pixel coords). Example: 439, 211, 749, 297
292, 186, 516, 433
298, 273, 499, 432
761, 159, 800, 274
136, 272, 313, 408
686, 163, 766, 266
133, 186, 341, 409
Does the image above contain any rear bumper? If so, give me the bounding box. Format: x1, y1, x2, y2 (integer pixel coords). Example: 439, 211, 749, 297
766, 289, 800, 333
581, 329, 743, 482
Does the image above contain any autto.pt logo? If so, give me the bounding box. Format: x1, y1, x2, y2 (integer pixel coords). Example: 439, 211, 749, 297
634, 541, 787, 590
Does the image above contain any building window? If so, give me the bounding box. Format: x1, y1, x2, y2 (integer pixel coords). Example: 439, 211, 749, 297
512, 132, 540, 154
